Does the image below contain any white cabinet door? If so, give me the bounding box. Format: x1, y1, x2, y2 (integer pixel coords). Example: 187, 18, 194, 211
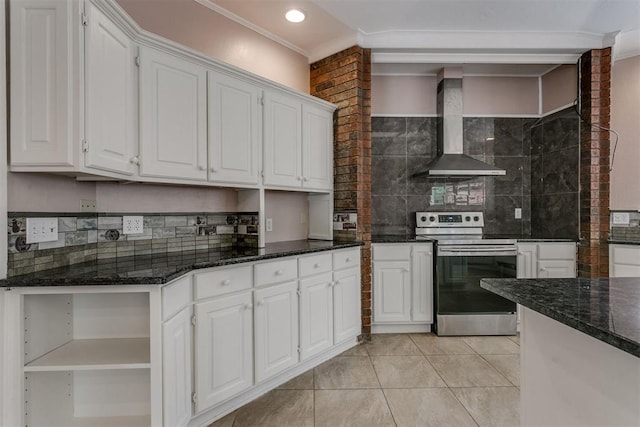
411, 244, 433, 322
299, 272, 333, 360
302, 104, 333, 191
254, 281, 299, 383
263, 91, 302, 188
208, 71, 260, 185
373, 261, 411, 323
139, 47, 207, 181
537, 260, 575, 278
333, 266, 361, 343
84, 3, 137, 176
10, 0, 79, 167
162, 307, 192, 427
195, 292, 253, 412
610, 245, 640, 277
517, 243, 537, 278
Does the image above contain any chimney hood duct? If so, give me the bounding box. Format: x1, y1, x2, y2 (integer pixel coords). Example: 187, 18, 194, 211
413, 78, 506, 177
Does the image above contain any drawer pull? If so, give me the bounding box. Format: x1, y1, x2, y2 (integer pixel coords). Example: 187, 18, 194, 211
244, 304, 253, 311
328, 281, 334, 288
334, 280, 340, 285
257, 300, 265, 306
345, 257, 351, 262
221, 279, 231, 286
314, 263, 320, 268
275, 269, 283, 275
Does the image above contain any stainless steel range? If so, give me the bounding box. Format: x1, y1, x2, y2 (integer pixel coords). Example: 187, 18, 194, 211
416, 211, 517, 336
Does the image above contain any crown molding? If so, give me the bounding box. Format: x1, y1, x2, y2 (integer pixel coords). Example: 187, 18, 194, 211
372, 51, 581, 65
193, 0, 309, 58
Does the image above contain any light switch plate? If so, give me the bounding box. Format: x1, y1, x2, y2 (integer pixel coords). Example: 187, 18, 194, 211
123, 216, 144, 234
612, 212, 630, 225
266, 218, 273, 232
26, 218, 58, 243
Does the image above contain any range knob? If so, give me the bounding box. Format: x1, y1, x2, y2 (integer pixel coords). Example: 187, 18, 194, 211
465, 216, 471, 222
420, 215, 427, 222
429, 216, 436, 222
474, 216, 480, 222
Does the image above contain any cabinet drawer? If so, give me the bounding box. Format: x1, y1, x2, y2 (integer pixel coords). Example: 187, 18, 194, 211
333, 248, 361, 269
162, 275, 192, 321
372, 244, 410, 261
299, 253, 332, 277
537, 243, 575, 260
611, 245, 640, 266
194, 265, 253, 300
254, 258, 298, 287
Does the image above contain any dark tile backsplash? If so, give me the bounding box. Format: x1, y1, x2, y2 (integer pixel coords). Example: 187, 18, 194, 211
372, 108, 579, 238
7, 212, 259, 277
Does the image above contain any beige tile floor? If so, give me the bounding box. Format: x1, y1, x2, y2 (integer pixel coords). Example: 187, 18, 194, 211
211, 333, 520, 427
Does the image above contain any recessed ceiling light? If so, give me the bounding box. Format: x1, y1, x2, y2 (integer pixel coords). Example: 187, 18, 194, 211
285, 9, 305, 23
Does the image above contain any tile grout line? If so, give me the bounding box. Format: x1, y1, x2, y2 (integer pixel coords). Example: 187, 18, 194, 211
365, 341, 399, 427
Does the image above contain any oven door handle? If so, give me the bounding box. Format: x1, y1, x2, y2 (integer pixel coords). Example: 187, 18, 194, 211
437, 247, 517, 256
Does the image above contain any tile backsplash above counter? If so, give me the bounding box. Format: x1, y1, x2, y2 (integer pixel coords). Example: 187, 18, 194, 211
7, 212, 259, 276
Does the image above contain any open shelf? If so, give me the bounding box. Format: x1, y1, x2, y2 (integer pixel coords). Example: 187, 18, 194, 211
24, 337, 150, 371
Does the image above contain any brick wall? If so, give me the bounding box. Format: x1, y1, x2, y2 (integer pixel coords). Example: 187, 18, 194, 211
578, 48, 611, 277
310, 46, 373, 335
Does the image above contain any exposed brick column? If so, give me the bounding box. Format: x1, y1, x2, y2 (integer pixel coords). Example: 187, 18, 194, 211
578, 48, 611, 277
310, 46, 372, 336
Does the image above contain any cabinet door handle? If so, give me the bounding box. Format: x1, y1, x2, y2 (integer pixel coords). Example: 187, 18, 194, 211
130, 156, 140, 165
297, 176, 302, 181
303, 177, 308, 181
539, 267, 547, 272
221, 279, 230, 286
345, 257, 351, 263
328, 281, 334, 288
275, 269, 283, 275
198, 165, 206, 171
210, 167, 217, 173
244, 304, 253, 310
314, 263, 320, 268
334, 280, 340, 285
257, 300, 264, 306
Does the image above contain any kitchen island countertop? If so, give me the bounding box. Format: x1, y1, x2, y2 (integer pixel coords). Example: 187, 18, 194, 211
0, 240, 363, 288
481, 276, 640, 357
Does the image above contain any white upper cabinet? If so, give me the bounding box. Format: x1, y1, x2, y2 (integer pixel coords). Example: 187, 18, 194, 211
263, 91, 303, 188
139, 46, 208, 181
208, 71, 261, 186
302, 104, 333, 191
263, 91, 334, 191
10, 0, 80, 168
84, 2, 137, 176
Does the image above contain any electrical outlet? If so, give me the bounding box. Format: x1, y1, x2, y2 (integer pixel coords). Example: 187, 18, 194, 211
26, 218, 58, 243
514, 208, 522, 219
266, 218, 273, 232
123, 216, 144, 234
80, 199, 97, 212
612, 212, 630, 225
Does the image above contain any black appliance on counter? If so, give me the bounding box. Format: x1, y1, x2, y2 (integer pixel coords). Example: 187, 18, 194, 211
415, 211, 517, 336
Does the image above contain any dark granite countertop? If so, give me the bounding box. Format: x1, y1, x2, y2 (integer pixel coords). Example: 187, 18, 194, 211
371, 234, 576, 244
481, 277, 640, 358
609, 239, 640, 246
0, 240, 363, 288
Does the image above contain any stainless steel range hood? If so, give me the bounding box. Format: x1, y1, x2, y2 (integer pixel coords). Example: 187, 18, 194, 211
413, 77, 506, 177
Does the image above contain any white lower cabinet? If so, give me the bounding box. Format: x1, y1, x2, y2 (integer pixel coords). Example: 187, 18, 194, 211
299, 272, 334, 360
609, 244, 640, 277
162, 307, 192, 427
371, 243, 433, 333
333, 266, 362, 343
254, 281, 299, 383
194, 292, 253, 412
517, 242, 576, 278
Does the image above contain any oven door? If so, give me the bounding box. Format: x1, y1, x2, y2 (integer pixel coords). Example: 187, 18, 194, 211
436, 245, 517, 314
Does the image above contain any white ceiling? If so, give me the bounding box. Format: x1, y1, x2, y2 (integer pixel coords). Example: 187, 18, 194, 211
202, 0, 640, 75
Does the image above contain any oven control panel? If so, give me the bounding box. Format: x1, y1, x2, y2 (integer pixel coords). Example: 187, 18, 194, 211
416, 211, 484, 228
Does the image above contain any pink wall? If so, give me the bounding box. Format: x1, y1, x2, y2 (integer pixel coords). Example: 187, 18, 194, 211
7, 173, 97, 212
610, 55, 640, 210
372, 75, 539, 116
463, 76, 539, 116
116, 0, 310, 93
265, 191, 309, 243
541, 65, 577, 114
372, 75, 437, 115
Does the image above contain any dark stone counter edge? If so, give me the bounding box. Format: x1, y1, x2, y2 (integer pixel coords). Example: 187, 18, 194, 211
0, 241, 363, 288
480, 279, 640, 358
609, 239, 640, 246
